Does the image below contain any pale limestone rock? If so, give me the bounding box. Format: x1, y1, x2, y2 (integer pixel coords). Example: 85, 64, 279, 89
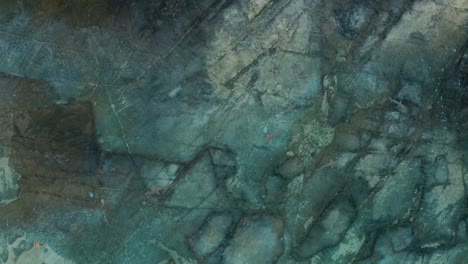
0, 237, 74, 264
207, 0, 321, 108
248, 0, 272, 20
0, 157, 21, 206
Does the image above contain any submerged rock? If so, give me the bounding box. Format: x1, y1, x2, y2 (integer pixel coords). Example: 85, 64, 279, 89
191, 213, 233, 257
223, 216, 283, 264
295, 198, 356, 258
276, 156, 305, 180
0, 156, 21, 206
0, 0, 467, 263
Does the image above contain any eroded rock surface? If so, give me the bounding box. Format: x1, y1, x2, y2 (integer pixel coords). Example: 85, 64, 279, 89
0, 0, 467, 263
